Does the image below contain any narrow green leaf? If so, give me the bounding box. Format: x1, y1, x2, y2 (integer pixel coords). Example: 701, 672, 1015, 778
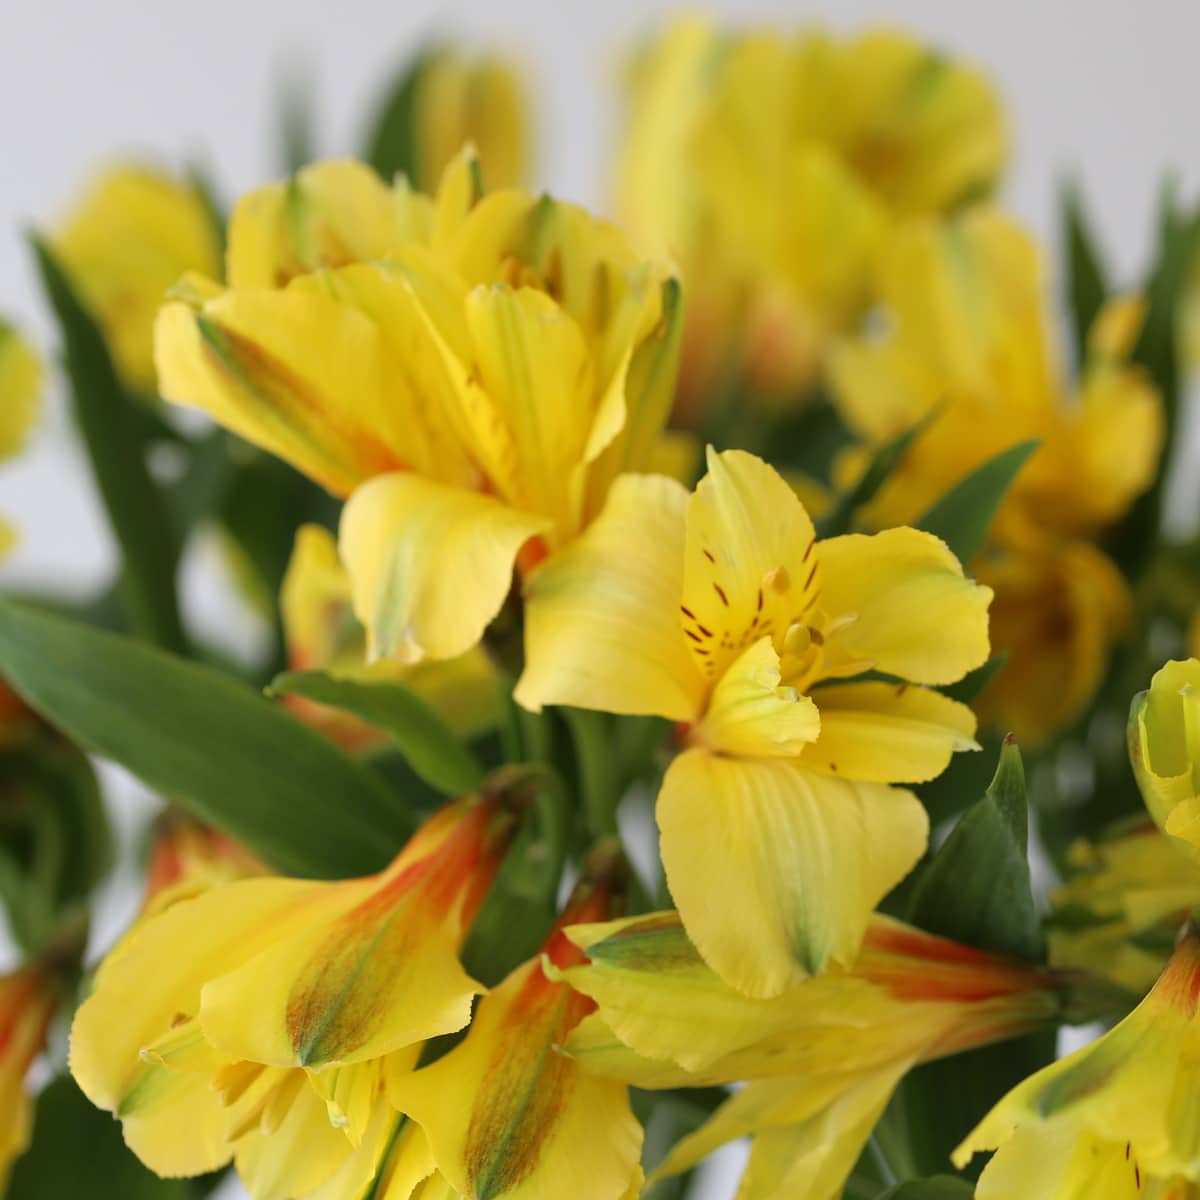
9, 1075, 198, 1199
916, 440, 1038, 564
1061, 178, 1109, 366
269, 670, 485, 796
877, 1175, 976, 1199
892, 740, 1055, 1179
364, 45, 439, 186
279, 61, 316, 173
907, 738, 1041, 958
0, 599, 407, 879
1107, 187, 1200, 576
818, 417, 932, 538
29, 236, 186, 653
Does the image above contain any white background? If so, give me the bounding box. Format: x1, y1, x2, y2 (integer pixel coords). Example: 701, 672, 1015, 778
2, 2, 1198, 1196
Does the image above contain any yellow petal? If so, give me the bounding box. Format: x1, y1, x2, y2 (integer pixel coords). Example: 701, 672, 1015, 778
806, 681, 978, 782
340, 472, 549, 663
818, 527, 992, 685
201, 798, 508, 1069
0, 321, 42, 462
693, 636, 820, 758
516, 472, 702, 721
391, 957, 642, 1200
226, 160, 402, 290
657, 752, 928, 996
682, 448, 821, 683
464, 283, 595, 530
55, 163, 221, 393
155, 288, 404, 497
70, 877, 326, 1176
654, 1063, 908, 1200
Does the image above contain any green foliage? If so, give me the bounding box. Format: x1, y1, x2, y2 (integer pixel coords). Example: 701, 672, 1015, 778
29, 237, 186, 653
8, 1075, 201, 1199
364, 45, 437, 186
1108, 186, 1200, 576
0, 599, 407, 878
876, 1177, 976, 1200
0, 733, 110, 953
889, 740, 1054, 1181
270, 669, 486, 796
817, 417, 931, 538
916, 440, 1038, 564
1061, 179, 1110, 366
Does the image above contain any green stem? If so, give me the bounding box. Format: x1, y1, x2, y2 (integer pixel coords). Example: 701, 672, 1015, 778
563, 708, 621, 837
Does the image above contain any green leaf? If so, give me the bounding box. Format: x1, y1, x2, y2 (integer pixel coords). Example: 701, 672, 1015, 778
0, 599, 407, 879
907, 738, 1043, 959
29, 236, 186, 653
916, 440, 1037, 564
818, 417, 931, 539
269, 670, 486, 797
364, 45, 439, 187
889, 741, 1054, 1182
876, 1175, 976, 1199
8, 1075, 199, 1199
1107, 186, 1200, 576
278, 60, 316, 173
1061, 178, 1109, 366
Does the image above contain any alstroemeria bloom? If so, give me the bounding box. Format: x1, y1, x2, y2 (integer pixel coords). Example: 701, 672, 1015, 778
391, 850, 643, 1200
1050, 816, 1200, 996
518, 447, 990, 996
956, 929, 1200, 1198
70, 790, 522, 1199
394, 46, 531, 193
279, 524, 497, 750
1130, 659, 1200, 860
559, 910, 1060, 1200
614, 19, 1005, 419
54, 164, 220, 395
0, 319, 43, 556
832, 209, 1162, 743
154, 149, 681, 667
0, 965, 61, 1190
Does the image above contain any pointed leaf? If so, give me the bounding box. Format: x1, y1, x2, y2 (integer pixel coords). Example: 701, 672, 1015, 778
906, 738, 1041, 958
0, 599, 407, 878
9, 1075, 198, 1199
1061, 178, 1109, 366
29, 236, 186, 652
915, 440, 1038, 564
269, 669, 486, 796
817, 416, 931, 538
877, 1174, 978, 1199
364, 45, 438, 186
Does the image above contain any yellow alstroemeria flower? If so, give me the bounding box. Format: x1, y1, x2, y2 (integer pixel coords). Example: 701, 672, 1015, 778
972, 540, 1133, 744
391, 848, 643, 1200
0, 320, 44, 557
1050, 815, 1200, 997
955, 928, 1200, 1198
0, 965, 62, 1190
517, 446, 990, 996
832, 209, 1162, 743
279, 524, 497, 749
403, 47, 531, 193
615, 19, 1005, 419
70, 788, 525, 1199
559, 910, 1061, 1200
1130, 659, 1200, 861
54, 164, 220, 395
154, 149, 681, 668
